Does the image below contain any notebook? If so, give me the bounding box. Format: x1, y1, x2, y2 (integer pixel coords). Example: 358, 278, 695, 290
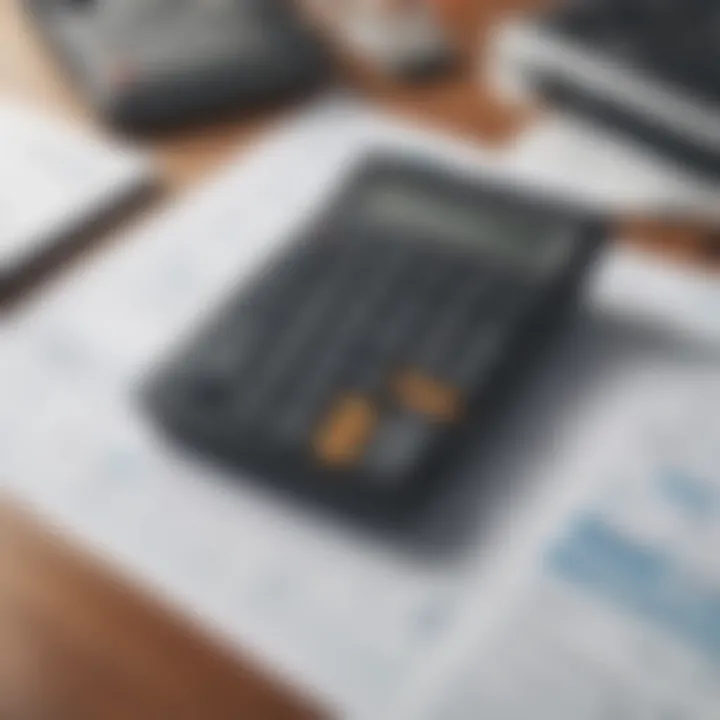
0, 99, 153, 284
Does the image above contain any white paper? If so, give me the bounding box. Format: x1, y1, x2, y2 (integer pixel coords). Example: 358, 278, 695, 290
0, 99, 153, 274
1, 98, 719, 719
394, 368, 720, 720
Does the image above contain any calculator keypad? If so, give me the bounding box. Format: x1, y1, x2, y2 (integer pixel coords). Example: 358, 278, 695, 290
144, 163, 602, 517
175, 236, 531, 479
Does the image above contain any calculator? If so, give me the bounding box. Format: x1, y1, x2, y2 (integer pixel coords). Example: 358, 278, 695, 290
142, 157, 605, 521
495, 1, 720, 179
25, 0, 329, 132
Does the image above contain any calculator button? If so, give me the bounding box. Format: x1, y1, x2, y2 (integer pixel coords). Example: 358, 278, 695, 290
242, 338, 305, 406
412, 316, 471, 379
332, 301, 379, 352
343, 353, 388, 393
274, 395, 325, 447
189, 373, 234, 413
282, 349, 347, 419
452, 276, 499, 319
313, 395, 378, 468
363, 412, 439, 486
445, 336, 501, 392
393, 369, 463, 423
274, 373, 334, 440
372, 297, 425, 360
424, 273, 491, 330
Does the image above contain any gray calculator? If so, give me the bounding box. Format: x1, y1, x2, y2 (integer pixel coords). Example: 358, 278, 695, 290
26, 0, 330, 132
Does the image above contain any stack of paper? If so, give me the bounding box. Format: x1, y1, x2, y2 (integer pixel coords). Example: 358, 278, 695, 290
1, 100, 718, 719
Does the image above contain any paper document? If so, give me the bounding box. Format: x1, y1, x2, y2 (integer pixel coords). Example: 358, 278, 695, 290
1, 99, 718, 718
393, 366, 720, 719
0, 99, 153, 279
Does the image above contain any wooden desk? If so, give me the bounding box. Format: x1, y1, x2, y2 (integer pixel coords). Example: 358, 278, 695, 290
0, 503, 325, 720
0, 1, 716, 718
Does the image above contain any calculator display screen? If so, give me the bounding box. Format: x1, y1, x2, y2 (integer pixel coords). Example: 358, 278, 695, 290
358, 182, 566, 269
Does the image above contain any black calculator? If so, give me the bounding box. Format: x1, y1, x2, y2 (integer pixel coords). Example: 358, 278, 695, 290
142, 157, 605, 521
25, 0, 329, 132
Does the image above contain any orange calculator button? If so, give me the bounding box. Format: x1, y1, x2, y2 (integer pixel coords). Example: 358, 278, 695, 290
394, 369, 463, 423
314, 395, 378, 468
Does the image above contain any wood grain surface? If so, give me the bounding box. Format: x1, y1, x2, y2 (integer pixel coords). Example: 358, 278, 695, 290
0, 0, 716, 718
0, 500, 326, 720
